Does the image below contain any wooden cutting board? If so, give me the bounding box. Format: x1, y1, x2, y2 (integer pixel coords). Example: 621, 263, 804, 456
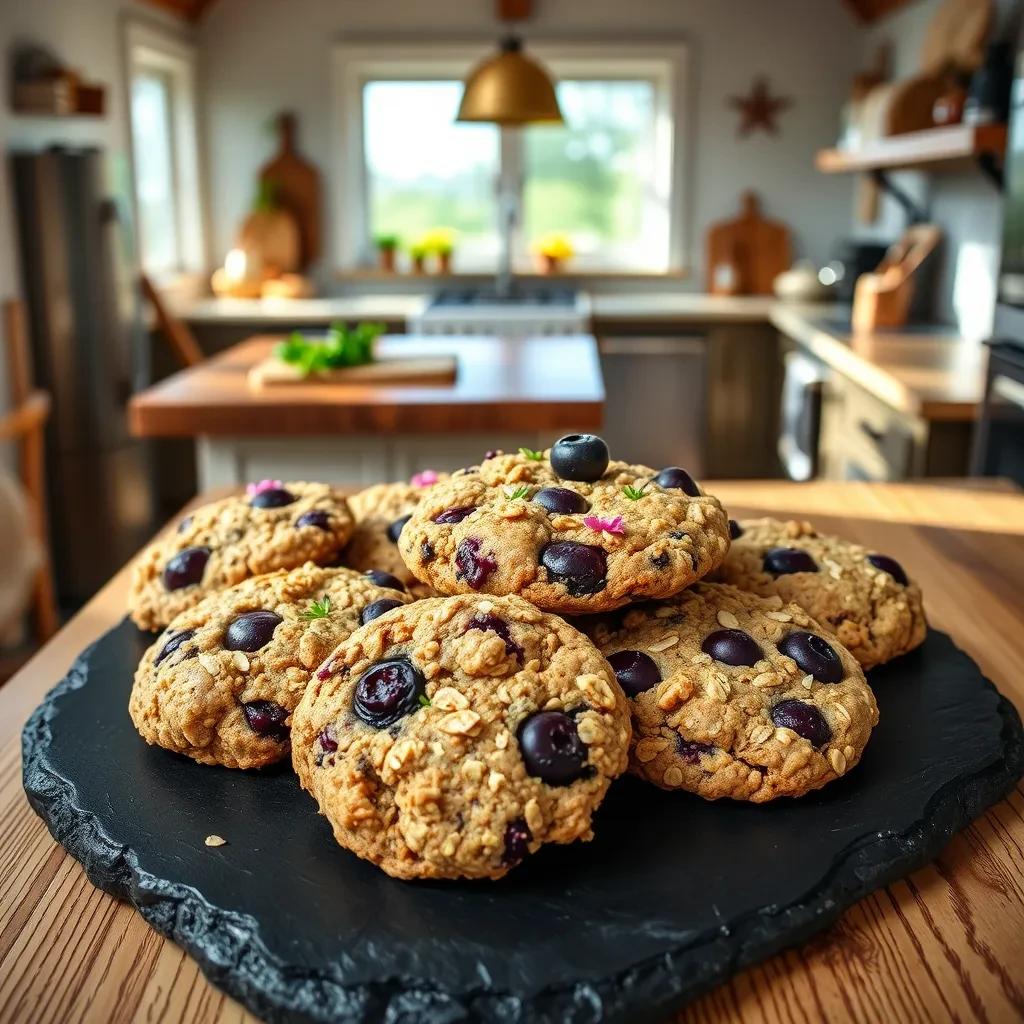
248, 354, 458, 389
259, 113, 321, 269
705, 190, 792, 296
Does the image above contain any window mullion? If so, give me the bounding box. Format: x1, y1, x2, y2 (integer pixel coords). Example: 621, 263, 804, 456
499, 126, 525, 267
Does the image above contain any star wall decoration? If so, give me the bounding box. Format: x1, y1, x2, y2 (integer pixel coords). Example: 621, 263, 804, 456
728, 77, 793, 137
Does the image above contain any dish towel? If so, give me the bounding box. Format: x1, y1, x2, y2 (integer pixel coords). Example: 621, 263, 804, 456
0, 471, 42, 647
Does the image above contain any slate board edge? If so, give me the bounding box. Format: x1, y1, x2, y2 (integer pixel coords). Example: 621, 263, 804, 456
20, 626, 1024, 1024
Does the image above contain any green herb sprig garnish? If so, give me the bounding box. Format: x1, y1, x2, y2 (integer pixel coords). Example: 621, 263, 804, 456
276, 320, 385, 378
519, 447, 544, 461
504, 485, 530, 500
418, 694, 432, 708
623, 482, 651, 501
301, 595, 332, 620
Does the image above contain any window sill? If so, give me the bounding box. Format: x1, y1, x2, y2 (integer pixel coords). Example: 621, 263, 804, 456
334, 268, 690, 284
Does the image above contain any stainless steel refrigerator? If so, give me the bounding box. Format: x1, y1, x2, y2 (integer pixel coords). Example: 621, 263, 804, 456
12, 146, 154, 606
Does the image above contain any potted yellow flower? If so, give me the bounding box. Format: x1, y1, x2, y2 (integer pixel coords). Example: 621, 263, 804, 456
419, 227, 457, 274
533, 232, 574, 274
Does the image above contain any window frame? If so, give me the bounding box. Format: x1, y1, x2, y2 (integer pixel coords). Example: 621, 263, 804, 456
332, 40, 688, 274
124, 20, 205, 278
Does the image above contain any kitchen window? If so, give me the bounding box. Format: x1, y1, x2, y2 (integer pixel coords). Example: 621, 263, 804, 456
125, 23, 204, 277
334, 43, 685, 273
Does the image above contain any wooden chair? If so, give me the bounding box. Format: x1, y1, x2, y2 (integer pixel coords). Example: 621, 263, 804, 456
140, 273, 204, 368
1, 299, 59, 645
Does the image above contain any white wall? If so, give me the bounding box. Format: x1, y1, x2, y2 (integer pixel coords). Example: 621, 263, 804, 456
855, 0, 1021, 339
198, 0, 861, 290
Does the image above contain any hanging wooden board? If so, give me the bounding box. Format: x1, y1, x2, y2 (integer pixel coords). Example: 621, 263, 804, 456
259, 113, 322, 269
247, 354, 458, 389
705, 190, 792, 295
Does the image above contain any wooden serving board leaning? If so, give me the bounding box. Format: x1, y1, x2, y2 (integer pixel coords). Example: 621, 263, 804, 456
248, 354, 458, 389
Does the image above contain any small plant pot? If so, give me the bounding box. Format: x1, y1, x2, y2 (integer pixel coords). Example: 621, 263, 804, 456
436, 251, 453, 275
411, 255, 426, 275
377, 247, 397, 273
538, 253, 562, 275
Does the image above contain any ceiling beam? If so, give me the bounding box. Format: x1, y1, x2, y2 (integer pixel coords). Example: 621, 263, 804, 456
136, 0, 218, 22
843, 0, 915, 24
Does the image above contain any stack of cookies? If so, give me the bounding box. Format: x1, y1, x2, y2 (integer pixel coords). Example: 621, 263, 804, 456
127, 437, 926, 881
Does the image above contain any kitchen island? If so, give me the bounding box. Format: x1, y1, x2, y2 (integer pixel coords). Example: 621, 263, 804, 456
2, 480, 1022, 1023
130, 333, 604, 487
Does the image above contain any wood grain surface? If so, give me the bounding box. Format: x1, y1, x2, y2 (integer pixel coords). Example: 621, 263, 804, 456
129, 335, 605, 438
1, 480, 1022, 1024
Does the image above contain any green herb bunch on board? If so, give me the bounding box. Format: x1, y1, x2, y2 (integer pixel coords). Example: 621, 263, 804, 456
275, 321, 385, 377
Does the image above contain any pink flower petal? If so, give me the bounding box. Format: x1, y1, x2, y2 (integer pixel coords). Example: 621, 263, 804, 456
246, 478, 284, 497
411, 469, 440, 488
584, 514, 625, 535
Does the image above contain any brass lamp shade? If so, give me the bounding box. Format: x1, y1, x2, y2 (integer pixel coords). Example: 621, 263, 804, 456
457, 37, 563, 125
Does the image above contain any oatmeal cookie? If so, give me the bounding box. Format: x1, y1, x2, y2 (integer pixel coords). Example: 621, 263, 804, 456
128, 480, 355, 631
130, 564, 410, 769
716, 518, 926, 668
291, 593, 632, 880
586, 582, 878, 802
397, 436, 730, 614
343, 476, 444, 597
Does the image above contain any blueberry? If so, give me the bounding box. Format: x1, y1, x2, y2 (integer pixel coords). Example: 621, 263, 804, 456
318, 725, 338, 753
701, 628, 763, 667
729, 519, 743, 540
363, 569, 406, 592
540, 541, 607, 596
360, 598, 404, 624
654, 467, 701, 496
353, 658, 426, 728
433, 505, 476, 524
532, 487, 589, 515
295, 510, 331, 531
466, 613, 523, 661
778, 631, 844, 683
607, 650, 661, 696
250, 487, 296, 509
421, 541, 436, 562
771, 699, 831, 747
455, 538, 497, 590
502, 818, 532, 866
154, 629, 194, 667
162, 547, 211, 591
518, 711, 589, 785
867, 553, 908, 585
177, 515, 193, 534
676, 736, 715, 764
484, 449, 500, 460
242, 699, 289, 740
224, 610, 282, 652
387, 515, 411, 543
549, 434, 609, 482
763, 547, 818, 575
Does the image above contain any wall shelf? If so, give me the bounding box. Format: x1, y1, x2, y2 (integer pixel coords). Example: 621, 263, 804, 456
816, 123, 1007, 176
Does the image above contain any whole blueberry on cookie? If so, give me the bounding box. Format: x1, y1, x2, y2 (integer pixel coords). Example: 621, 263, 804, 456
715, 518, 926, 669
128, 482, 355, 631
396, 442, 730, 614
584, 582, 878, 802
341, 478, 446, 598
290, 593, 632, 880
129, 565, 411, 769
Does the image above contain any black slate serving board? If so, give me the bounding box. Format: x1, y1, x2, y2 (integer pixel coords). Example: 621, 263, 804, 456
23, 620, 1024, 1024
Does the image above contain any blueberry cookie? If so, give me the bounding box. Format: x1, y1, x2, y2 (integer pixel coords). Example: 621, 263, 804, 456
291, 593, 632, 880
343, 475, 444, 598
716, 518, 926, 669
130, 564, 410, 769
586, 582, 878, 802
128, 481, 355, 631
397, 435, 730, 615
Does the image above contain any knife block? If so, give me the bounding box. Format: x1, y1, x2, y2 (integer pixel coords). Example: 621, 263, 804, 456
852, 224, 941, 332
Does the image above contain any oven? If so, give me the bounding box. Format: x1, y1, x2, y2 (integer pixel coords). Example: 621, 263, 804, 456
778, 349, 828, 481
971, 341, 1024, 486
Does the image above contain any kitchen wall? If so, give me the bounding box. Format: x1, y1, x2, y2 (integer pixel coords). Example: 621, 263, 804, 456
856, 0, 1021, 340
197, 0, 862, 290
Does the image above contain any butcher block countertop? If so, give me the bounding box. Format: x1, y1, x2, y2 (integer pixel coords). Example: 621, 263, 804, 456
2, 479, 1023, 1024
129, 334, 604, 437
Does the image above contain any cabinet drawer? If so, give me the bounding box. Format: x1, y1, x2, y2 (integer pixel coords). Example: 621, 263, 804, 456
839, 383, 915, 478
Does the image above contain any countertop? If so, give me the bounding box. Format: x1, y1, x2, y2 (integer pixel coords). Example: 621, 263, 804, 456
1, 480, 1022, 1022
176, 292, 986, 421
129, 333, 604, 437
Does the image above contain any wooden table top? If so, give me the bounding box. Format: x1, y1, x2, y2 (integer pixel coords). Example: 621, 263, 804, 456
129, 334, 605, 438
2, 480, 1022, 1024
